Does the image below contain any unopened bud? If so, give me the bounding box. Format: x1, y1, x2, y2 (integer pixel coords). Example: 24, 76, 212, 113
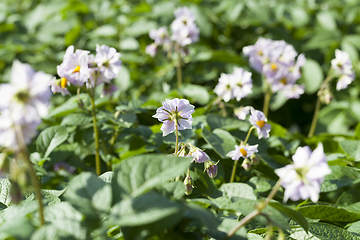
318, 85, 332, 105
242, 158, 251, 171
250, 154, 260, 165
183, 175, 193, 195
204, 161, 218, 178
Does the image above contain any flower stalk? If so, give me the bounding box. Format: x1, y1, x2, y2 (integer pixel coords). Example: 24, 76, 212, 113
89, 86, 101, 175
263, 81, 272, 118
175, 44, 183, 88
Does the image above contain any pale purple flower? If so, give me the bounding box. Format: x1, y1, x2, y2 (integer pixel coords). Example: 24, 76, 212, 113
190, 148, 210, 163
50, 77, 70, 96
226, 143, 258, 161
146, 43, 158, 56
243, 37, 274, 72
153, 98, 195, 136
0, 60, 52, 123
234, 106, 252, 120
101, 83, 118, 97
170, 7, 199, 46
275, 143, 331, 202
57, 45, 91, 86
214, 73, 235, 102
204, 161, 218, 178
336, 74, 355, 90
54, 161, 76, 174
331, 49, 354, 76
231, 68, 253, 101
149, 27, 171, 47
249, 109, 271, 139
282, 84, 305, 99
94, 44, 122, 81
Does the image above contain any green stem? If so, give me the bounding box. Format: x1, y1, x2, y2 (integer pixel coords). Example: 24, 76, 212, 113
107, 128, 120, 170
14, 125, 44, 226
229, 126, 255, 183
224, 179, 283, 239
174, 123, 179, 155
263, 85, 272, 118
307, 97, 321, 138
90, 94, 101, 175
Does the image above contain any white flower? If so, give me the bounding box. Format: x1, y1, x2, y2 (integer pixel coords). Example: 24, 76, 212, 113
234, 106, 252, 120
282, 84, 305, 99
275, 143, 331, 202
231, 68, 253, 101
249, 109, 271, 139
94, 44, 122, 81
336, 74, 355, 90
146, 43, 158, 56
152, 98, 195, 136
227, 143, 258, 161
214, 73, 235, 102
50, 77, 70, 96
331, 49, 353, 76
0, 60, 52, 123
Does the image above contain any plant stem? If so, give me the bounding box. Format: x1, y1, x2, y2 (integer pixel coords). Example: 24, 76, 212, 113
308, 97, 321, 138
14, 125, 44, 226
229, 126, 255, 183
263, 86, 272, 118
174, 123, 179, 155
90, 93, 101, 175
224, 179, 283, 239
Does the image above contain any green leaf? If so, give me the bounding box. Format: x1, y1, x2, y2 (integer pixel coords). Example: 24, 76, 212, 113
61, 113, 92, 127
119, 37, 139, 51
99, 171, 113, 183
0, 217, 35, 240
36, 126, 69, 158
297, 204, 360, 222
337, 188, 360, 206
269, 201, 309, 232
216, 218, 247, 240
180, 84, 210, 105
0, 178, 11, 206
202, 128, 236, 158
65, 24, 81, 46
248, 177, 275, 193
217, 183, 257, 200
339, 140, 360, 161
321, 165, 360, 192
90, 25, 117, 37
30, 225, 67, 240
206, 114, 250, 131
64, 172, 112, 220
301, 59, 324, 94
48, 95, 88, 118
309, 222, 360, 240
317, 11, 336, 30
111, 154, 192, 203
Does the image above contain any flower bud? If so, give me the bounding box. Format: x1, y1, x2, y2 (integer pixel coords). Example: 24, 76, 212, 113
250, 154, 260, 165
242, 158, 251, 171
204, 161, 218, 178
318, 84, 332, 105
183, 175, 193, 195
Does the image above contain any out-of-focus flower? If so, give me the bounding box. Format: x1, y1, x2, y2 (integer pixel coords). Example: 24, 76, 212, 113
190, 146, 210, 163
232, 68, 253, 101
171, 6, 199, 47
234, 106, 252, 120
149, 27, 171, 47
153, 98, 195, 136
242, 158, 251, 171
214, 73, 235, 102
282, 84, 305, 99
336, 74, 355, 90
184, 175, 194, 195
54, 161, 76, 174
0, 60, 52, 123
145, 43, 158, 56
101, 83, 118, 98
226, 143, 258, 161
50, 77, 70, 96
94, 44, 122, 81
249, 109, 271, 139
243, 37, 273, 72
331, 50, 355, 91
57, 45, 91, 86
274, 143, 331, 202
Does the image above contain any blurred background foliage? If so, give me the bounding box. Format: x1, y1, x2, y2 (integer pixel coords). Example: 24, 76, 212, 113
1, 0, 360, 135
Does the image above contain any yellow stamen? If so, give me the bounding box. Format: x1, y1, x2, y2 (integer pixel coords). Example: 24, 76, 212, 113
240, 148, 247, 157
73, 66, 81, 73
280, 78, 287, 85
61, 78, 67, 89
271, 63, 277, 71
256, 120, 265, 128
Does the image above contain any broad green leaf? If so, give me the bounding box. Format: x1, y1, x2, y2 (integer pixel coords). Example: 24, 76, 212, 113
301, 59, 324, 94
65, 24, 81, 46
183, 202, 220, 231
61, 113, 92, 127
317, 11, 336, 30
0, 178, 11, 206
30, 225, 70, 240
247, 233, 264, 240
124, 19, 157, 37
343, 35, 360, 50
348, 220, 360, 235
297, 204, 360, 222
206, 114, 250, 131
339, 140, 360, 161
64, 172, 112, 220
321, 165, 360, 192
269, 201, 309, 232
309, 222, 360, 240
99, 171, 113, 183
215, 218, 247, 240
337, 188, 360, 206
202, 128, 236, 158
248, 177, 275, 193
180, 84, 210, 105
90, 25, 117, 37
36, 126, 69, 158
217, 183, 257, 200
44, 202, 83, 222
48, 94, 88, 118
111, 154, 192, 203
119, 37, 139, 51
0, 217, 35, 240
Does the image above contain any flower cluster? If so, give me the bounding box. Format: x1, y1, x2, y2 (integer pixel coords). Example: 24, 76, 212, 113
0, 60, 53, 150
51, 44, 121, 96
153, 98, 195, 136
214, 67, 253, 102
243, 38, 306, 99
275, 143, 331, 202
330, 49, 355, 90
146, 6, 199, 56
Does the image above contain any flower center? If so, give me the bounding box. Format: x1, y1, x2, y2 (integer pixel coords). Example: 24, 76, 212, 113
295, 167, 309, 184
240, 148, 247, 157
72, 66, 81, 73
61, 78, 68, 89
15, 89, 30, 103
271, 63, 277, 71
256, 120, 265, 128
280, 78, 287, 85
